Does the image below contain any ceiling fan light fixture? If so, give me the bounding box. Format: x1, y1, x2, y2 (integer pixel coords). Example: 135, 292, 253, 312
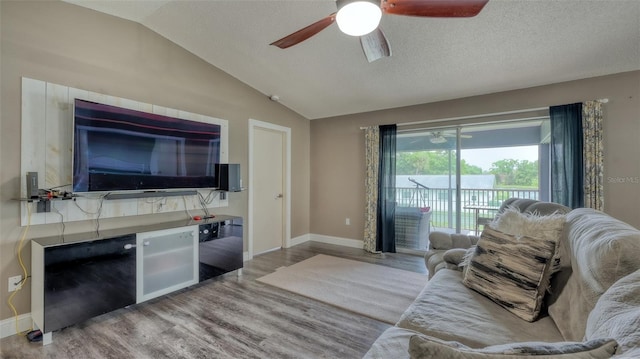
430, 136, 447, 144
336, 0, 382, 37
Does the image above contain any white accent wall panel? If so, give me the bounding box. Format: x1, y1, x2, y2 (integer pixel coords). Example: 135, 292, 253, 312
20, 78, 229, 226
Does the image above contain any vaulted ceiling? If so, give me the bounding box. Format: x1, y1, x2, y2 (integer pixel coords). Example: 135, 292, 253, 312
63, 0, 640, 120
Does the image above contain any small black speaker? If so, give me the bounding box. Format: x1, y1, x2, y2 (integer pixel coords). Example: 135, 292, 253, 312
26, 172, 39, 198
216, 164, 241, 192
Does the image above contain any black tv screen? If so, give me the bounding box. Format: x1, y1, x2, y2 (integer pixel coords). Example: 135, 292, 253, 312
72, 99, 221, 193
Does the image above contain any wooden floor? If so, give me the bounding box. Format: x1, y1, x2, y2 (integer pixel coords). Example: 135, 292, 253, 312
0, 241, 427, 359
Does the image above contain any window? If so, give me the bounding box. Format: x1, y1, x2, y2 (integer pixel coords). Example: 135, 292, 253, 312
395, 119, 549, 251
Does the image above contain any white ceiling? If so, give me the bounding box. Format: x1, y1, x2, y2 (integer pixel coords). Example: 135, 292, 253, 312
62, 0, 640, 120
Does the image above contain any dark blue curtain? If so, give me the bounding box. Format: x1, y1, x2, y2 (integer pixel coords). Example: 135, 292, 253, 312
550, 103, 584, 208
377, 125, 396, 252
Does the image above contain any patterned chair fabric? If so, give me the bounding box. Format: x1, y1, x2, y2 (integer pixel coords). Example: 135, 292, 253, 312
395, 207, 432, 250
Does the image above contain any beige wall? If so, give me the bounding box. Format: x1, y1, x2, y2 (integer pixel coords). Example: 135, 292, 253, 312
311, 71, 640, 239
0, 1, 310, 321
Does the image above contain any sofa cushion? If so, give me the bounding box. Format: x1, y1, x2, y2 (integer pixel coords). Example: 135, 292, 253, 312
408, 334, 618, 359
462, 226, 558, 321
548, 208, 640, 341
425, 250, 446, 276
397, 269, 564, 348
585, 268, 640, 357
362, 326, 416, 359
429, 232, 479, 250
443, 248, 468, 266
498, 198, 571, 216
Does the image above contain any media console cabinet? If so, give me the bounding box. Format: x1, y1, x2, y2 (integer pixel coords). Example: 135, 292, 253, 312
31, 215, 243, 345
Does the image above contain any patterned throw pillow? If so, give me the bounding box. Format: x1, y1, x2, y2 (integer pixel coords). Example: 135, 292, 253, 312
491, 207, 566, 273
408, 334, 618, 359
462, 226, 558, 322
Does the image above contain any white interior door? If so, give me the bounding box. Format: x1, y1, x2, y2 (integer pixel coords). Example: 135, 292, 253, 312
250, 123, 288, 255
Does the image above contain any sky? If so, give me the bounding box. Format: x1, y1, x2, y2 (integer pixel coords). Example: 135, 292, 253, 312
461, 146, 539, 171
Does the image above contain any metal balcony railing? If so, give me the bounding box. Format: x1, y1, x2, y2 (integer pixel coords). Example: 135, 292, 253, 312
395, 187, 540, 233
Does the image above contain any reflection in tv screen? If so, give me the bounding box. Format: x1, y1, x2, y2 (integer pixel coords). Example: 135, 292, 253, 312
73, 99, 221, 192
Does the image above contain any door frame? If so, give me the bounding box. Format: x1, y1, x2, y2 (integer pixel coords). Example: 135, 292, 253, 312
248, 119, 292, 260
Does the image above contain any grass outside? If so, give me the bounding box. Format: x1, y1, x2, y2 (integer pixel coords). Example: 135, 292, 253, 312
429, 210, 480, 232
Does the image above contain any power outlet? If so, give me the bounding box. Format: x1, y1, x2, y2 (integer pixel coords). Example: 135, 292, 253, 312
8, 275, 22, 292
345, 218, 351, 226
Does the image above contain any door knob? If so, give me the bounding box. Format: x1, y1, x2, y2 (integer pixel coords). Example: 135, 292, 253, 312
275, 193, 283, 199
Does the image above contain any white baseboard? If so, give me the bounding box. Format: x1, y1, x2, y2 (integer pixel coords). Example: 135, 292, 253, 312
0, 313, 32, 339
290, 233, 311, 247
309, 234, 364, 249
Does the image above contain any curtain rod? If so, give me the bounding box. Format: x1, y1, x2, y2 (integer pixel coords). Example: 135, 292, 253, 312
359, 98, 608, 130
359, 106, 547, 129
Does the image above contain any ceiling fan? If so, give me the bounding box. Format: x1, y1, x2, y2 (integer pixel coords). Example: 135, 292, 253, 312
270, 0, 489, 62
430, 131, 472, 144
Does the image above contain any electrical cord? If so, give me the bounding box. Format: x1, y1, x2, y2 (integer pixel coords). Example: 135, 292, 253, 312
72, 194, 105, 236
7, 202, 34, 336
182, 195, 193, 219
47, 183, 71, 190
141, 195, 164, 213
145, 196, 165, 214
39, 184, 73, 201
95, 195, 105, 236
72, 195, 103, 215
51, 202, 66, 239
202, 189, 219, 204
144, 196, 165, 204
197, 191, 211, 218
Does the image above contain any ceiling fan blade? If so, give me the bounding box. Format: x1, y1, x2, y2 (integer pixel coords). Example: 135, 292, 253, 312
380, 0, 489, 17
270, 13, 337, 49
442, 133, 472, 138
360, 28, 392, 63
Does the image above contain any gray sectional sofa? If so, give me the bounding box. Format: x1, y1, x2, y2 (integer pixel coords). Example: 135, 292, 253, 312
364, 199, 640, 358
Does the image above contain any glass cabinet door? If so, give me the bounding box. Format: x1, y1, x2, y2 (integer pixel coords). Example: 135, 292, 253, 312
136, 226, 198, 302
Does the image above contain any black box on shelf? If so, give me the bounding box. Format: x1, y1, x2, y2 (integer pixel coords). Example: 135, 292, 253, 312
216, 164, 241, 192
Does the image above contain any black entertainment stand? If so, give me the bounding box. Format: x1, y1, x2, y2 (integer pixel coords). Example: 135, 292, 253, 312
31, 215, 243, 345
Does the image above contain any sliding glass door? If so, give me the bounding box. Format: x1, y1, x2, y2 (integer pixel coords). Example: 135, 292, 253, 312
395, 119, 549, 251
395, 128, 459, 250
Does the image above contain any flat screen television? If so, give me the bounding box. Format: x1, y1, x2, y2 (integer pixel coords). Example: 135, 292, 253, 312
72, 99, 221, 193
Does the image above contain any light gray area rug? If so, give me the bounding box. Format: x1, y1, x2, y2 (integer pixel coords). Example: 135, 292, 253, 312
256, 254, 428, 324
